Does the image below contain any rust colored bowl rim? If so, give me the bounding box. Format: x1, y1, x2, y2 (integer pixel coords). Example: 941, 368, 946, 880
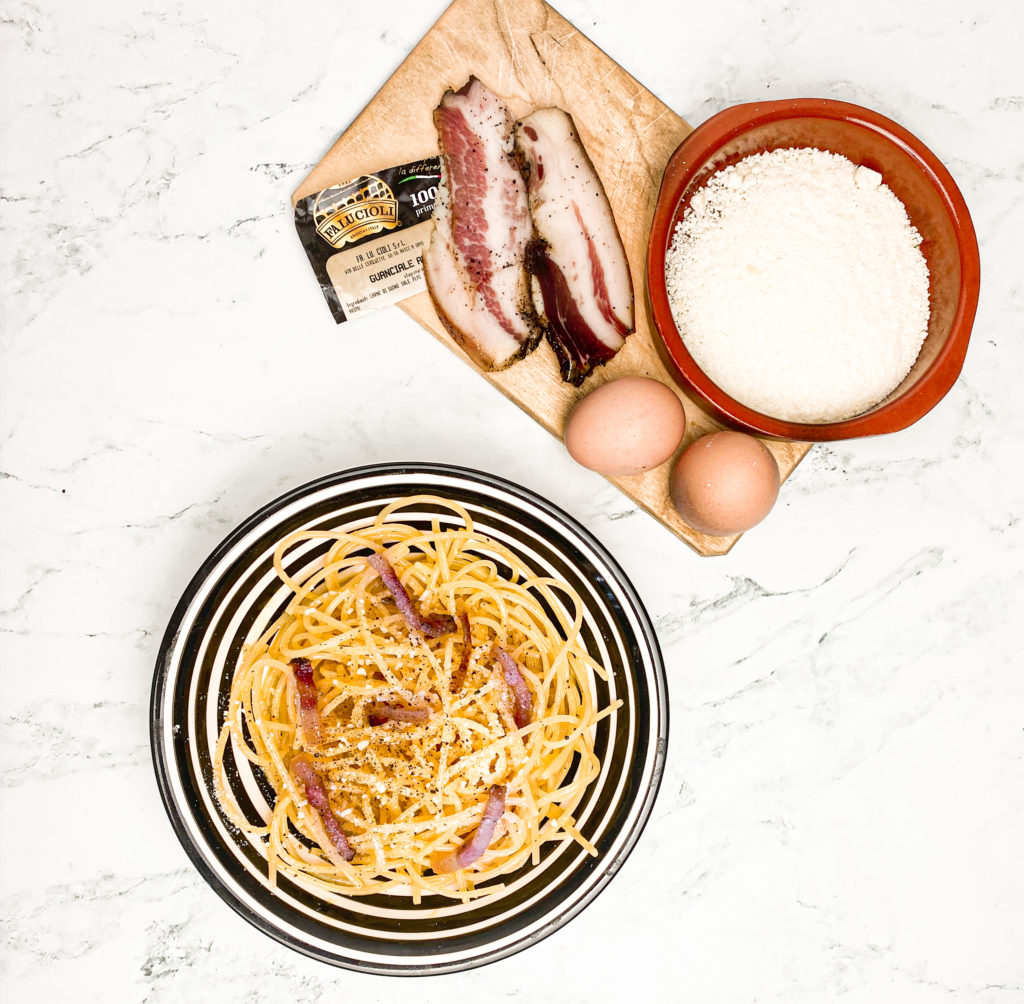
646, 98, 982, 441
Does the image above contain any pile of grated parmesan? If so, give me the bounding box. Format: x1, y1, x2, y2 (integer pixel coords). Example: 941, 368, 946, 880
665, 147, 930, 423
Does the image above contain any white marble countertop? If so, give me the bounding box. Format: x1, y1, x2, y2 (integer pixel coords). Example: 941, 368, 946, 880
2, 0, 1022, 999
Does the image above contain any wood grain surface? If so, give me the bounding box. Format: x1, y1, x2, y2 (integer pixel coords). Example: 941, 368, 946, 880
294, 0, 811, 555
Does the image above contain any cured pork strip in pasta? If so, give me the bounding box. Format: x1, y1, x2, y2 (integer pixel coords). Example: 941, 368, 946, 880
424, 77, 542, 370
367, 553, 457, 638
430, 786, 507, 874
516, 108, 634, 384
290, 754, 355, 864
289, 658, 324, 745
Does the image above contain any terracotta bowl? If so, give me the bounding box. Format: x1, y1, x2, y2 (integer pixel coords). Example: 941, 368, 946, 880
646, 99, 981, 441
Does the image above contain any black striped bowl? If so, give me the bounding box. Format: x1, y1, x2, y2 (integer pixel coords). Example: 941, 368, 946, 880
150, 463, 667, 975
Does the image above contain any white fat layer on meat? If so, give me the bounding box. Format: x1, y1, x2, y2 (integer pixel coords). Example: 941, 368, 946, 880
529, 275, 545, 317
516, 108, 634, 348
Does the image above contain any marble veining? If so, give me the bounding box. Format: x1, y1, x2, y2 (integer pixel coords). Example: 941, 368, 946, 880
2, 0, 1022, 1000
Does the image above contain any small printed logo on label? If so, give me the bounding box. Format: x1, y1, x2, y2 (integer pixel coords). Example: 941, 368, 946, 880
313, 175, 399, 248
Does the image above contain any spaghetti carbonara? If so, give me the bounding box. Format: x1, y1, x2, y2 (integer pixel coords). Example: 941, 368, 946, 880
214, 495, 618, 901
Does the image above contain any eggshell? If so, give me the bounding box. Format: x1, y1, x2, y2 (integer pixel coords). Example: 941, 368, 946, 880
669, 431, 780, 535
564, 377, 687, 476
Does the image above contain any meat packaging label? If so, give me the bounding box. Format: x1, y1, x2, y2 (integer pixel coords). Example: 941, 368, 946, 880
294, 158, 440, 323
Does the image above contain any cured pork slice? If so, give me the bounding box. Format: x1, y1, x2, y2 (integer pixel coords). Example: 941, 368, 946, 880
494, 647, 532, 729
424, 77, 542, 370
516, 108, 634, 385
367, 553, 457, 638
430, 785, 506, 874
290, 754, 355, 864
289, 658, 324, 745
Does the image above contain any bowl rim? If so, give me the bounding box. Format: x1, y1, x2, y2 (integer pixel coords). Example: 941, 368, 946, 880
646, 97, 982, 441
149, 461, 669, 976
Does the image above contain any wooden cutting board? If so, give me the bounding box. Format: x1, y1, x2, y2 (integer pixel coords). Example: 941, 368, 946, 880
294, 0, 811, 556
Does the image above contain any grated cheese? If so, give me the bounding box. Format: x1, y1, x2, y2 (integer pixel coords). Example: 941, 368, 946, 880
665, 147, 930, 423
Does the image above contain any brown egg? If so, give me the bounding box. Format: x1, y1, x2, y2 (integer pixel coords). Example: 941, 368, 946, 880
670, 431, 780, 535
564, 377, 687, 476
